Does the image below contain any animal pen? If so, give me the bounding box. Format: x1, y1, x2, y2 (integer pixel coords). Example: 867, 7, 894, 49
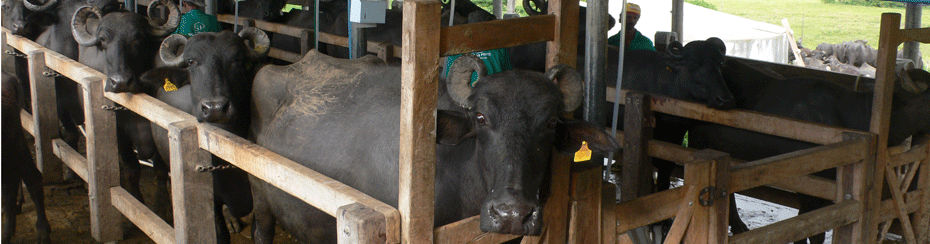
2, 0, 929, 241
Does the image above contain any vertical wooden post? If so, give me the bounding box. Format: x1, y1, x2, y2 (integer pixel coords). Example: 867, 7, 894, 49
82, 77, 123, 242
683, 149, 730, 244
567, 163, 603, 243
338, 203, 388, 244
400, 0, 440, 243
835, 133, 876, 243
621, 92, 654, 201
28, 51, 63, 183
169, 121, 215, 243
912, 139, 930, 243
864, 13, 903, 243
601, 182, 617, 244
300, 29, 313, 55
521, 152, 572, 244
545, 0, 577, 69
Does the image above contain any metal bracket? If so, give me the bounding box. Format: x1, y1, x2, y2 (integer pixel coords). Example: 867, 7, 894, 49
699, 186, 727, 206
195, 164, 238, 172
42, 70, 61, 77
101, 105, 129, 111
4, 49, 27, 57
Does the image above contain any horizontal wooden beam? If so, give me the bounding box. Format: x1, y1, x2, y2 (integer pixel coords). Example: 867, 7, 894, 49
433, 215, 521, 244
889, 142, 928, 168
879, 191, 922, 223
615, 186, 686, 233
196, 124, 400, 243
4, 30, 101, 86
729, 200, 861, 244
606, 87, 863, 145
268, 47, 302, 63
110, 187, 175, 244
899, 28, 930, 44
768, 174, 836, 201
104, 91, 197, 129
216, 14, 305, 37
51, 138, 88, 182
730, 138, 869, 193
439, 15, 555, 56
20, 109, 34, 136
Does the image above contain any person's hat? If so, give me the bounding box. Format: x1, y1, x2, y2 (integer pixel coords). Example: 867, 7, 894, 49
626, 3, 641, 17
183, 0, 205, 7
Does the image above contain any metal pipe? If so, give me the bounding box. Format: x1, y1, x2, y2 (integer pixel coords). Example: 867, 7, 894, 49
234, 0, 239, 32
315, 0, 320, 50
583, 0, 607, 128
671, 0, 683, 40
205, 0, 215, 15
903, 3, 921, 67
493, 0, 502, 19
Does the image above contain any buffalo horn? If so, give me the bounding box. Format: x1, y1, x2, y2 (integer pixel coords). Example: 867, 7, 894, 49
24, 0, 57, 11
159, 34, 188, 67
238, 27, 271, 59
71, 6, 103, 46
522, 0, 546, 16
546, 65, 583, 112
147, 0, 181, 37
447, 54, 486, 108
707, 37, 727, 56
896, 59, 926, 94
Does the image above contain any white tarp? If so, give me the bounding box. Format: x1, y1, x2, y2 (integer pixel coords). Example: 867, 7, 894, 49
604, 1, 790, 64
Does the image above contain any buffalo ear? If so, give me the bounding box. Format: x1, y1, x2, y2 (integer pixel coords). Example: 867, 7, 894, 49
436, 110, 475, 145
554, 120, 620, 155
140, 67, 189, 90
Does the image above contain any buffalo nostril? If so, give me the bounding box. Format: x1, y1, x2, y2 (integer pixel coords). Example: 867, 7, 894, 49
201, 100, 230, 119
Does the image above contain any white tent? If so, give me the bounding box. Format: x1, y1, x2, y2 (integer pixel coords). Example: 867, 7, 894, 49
605, 1, 791, 64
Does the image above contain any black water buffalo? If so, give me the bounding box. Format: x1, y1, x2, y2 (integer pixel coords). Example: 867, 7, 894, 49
248, 51, 620, 242
140, 28, 270, 243
70, 0, 179, 219
2, 70, 50, 244
690, 58, 930, 244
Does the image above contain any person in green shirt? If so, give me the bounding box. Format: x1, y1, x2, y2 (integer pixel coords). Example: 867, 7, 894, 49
607, 3, 656, 52
443, 12, 513, 86
174, 0, 221, 37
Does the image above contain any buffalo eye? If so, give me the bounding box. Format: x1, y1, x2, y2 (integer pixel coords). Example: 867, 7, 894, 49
547, 117, 558, 129
187, 59, 198, 66
476, 113, 487, 125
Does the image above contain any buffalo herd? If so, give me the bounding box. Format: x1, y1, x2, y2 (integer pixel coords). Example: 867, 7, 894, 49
2, 0, 928, 243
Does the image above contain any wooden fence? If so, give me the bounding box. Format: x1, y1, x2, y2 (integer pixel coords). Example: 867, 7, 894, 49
4, 1, 927, 242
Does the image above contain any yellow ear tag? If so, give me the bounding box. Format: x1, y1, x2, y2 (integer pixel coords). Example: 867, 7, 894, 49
163, 78, 178, 92
574, 141, 592, 162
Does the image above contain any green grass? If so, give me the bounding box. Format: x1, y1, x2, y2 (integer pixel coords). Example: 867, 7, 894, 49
700, 0, 929, 68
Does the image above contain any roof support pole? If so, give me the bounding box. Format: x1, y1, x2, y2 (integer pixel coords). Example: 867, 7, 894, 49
902, 3, 921, 67
671, 0, 683, 39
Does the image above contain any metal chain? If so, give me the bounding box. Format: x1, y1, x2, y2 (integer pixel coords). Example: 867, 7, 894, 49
4, 49, 27, 57
101, 105, 129, 111
42, 70, 61, 77
195, 164, 238, 172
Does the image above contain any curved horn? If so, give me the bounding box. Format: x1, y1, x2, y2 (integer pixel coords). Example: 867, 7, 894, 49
706, 37, 727, 56
523, 0, 546, 16
159, 34, 188, 67
71, 6, 102, 46
238, 27, 271, 59
447, 54, 486, 108
147, 0, 181, 37
896, 59, 925, 94
24, 0, 57, 11
546, 65, 583, 112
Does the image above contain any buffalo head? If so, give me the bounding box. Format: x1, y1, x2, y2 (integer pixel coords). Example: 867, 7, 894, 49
71, 0, 180, 92
145, 28, 270, 124
672, 37, 734, 109
443, 55, 619, 235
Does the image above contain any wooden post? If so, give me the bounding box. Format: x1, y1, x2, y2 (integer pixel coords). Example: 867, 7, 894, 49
621, 92, 654, 201
169, 121, 215, 243
864, 13, 903, 243
545, 0, 577, 69
683, 149, 730, 244
521, 152, 572, 244
28, 51, 63, 183
82, 77, 123, 242
377, 42, 393, 62
834, 133, 876, 243
914, 142, 930, 243
338, 203, 388, 244
300, 29, 313, 55
601, 182, 617, 244
399, 0, 440, 243
567, 163, 603, 244
782, 18, 806, 67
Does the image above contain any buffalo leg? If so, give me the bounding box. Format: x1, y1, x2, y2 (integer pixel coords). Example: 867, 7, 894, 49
251, 185, 276, 244
151, 153, 171, 222
21, 157, 51, 244
215, 199, 232, 244
1, 171, 21, 243
117, 128, 144, 203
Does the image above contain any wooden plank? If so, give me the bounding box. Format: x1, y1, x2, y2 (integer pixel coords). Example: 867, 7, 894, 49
605, 87, 862, 145
216, 14, 305, 37
83, 77, 123, 242
768, 174, 836, 201
834, 133, 875, 243
5, 32, 100, 87
621, 93, 654, 201
20, 109, 34, 136
433, 216, 520, 244
683, 151, 712, 243
877, 191, 921, 223
267, 47, 302, 63
884, 166, 917, 243
28, 51, 63, 183
915, 142, 930, 243
662, 186, 696, 244
168, 121, 215, 243
51, 138, 88, 182
439, 15, 555, 56
729, 138, 869, 193
601, 183, 617, 244
104, 91, 197, 129
889, 141, 928, 168
782, 18, 805, 67
567, 166, 603, 244
521, 152, 573, 244
615, 187, 685, 233
737, 186, 800, 209
899, 27, 930, 43
683, 150, 730, 244
545, 0, 577, 69
729, 200, 861, 244
197, 124, 400, 243
400, 1, 441, 243
338, 203, 389, 244
111, 187, 175, 244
